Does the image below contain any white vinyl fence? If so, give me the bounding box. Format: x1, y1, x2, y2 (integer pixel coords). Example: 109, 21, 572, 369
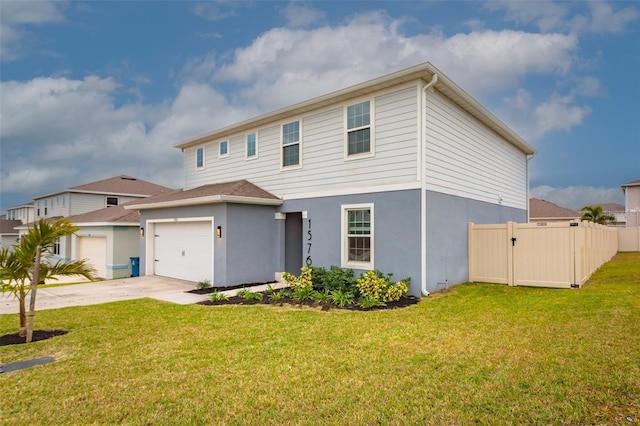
618, 227, 640, 252
469, 221, 619, 289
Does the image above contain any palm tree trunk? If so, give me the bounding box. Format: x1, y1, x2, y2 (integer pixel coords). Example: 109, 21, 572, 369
18, 293, 26, 337
26, 245, 41, 343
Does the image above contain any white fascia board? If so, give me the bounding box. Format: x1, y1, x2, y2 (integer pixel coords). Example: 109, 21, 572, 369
125, 195, 283, 210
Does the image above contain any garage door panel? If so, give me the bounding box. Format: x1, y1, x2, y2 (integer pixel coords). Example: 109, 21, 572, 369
154, 221, 213, 283
77, 236, 107, 279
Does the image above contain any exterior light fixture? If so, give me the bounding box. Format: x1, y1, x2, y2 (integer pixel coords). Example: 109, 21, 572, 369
216, 226, 222, 239
140, 227, 145, 237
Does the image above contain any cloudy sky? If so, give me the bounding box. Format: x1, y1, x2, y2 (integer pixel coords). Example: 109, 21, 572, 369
1, 0, 638, 212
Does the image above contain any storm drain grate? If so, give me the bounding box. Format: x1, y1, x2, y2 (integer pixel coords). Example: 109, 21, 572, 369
0, 356, 56, 374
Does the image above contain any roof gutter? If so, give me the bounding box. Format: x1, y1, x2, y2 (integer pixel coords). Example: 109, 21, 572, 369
420, 73, 438, 297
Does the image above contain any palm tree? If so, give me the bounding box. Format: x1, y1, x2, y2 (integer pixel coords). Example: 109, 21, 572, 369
0, 218, 95, 342
580, 205, 615, 225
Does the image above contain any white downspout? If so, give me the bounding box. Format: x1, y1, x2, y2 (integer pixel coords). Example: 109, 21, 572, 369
421, 74, 438, 297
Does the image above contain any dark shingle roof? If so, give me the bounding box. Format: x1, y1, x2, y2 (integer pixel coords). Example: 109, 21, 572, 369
66, 175, 174, 196
67, 204, 140, 224
530, 198, 580, 220
126, 180, 281, 209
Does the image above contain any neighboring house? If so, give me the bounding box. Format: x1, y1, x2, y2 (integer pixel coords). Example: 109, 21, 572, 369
529, 198, 580, 223
4, 202, 36, 240
67, 204, 143, 279
622, 179, 640, 227
0, 215, 21, 250
16, 175, 173, 279
126, 62, 536, 296
599, 203, 626, 227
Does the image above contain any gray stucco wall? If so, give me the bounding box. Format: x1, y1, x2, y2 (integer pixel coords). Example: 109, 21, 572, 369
425, 190, 527, 293
225, 203, 279, 285
281, 189, 422, 296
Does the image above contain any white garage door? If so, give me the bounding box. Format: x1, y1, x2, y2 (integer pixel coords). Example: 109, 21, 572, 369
153, 221, 213, 283
77, 236, 107, 278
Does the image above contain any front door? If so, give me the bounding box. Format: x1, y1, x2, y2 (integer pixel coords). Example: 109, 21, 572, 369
284, 212, 303, 274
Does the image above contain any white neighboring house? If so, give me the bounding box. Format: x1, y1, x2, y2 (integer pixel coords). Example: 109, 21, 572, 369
3, 202, 36, 242
127, 62, 536, 296
622, 179, 640, 227
0, 215, 21, 250
15, 175, 173, 279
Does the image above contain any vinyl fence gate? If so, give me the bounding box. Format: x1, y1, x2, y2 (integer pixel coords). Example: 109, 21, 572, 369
468, 221, 618, 289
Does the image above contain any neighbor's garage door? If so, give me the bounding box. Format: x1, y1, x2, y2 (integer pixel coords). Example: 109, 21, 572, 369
77, 236, 107, 278
154, 221, 213, 283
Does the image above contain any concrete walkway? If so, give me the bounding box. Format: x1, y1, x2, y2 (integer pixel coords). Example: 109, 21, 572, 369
0, 276, 287, 315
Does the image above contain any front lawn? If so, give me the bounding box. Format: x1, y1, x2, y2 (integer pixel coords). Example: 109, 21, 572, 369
1, 253, 639, 424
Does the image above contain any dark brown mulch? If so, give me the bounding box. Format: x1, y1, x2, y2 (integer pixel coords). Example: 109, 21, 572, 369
198, 294, 419, 311
0, 330, 69, 347
188, 281, 277, 294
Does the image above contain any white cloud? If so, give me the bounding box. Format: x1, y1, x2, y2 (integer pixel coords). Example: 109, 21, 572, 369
499, 89, 591, 140
192, 1, 246, 21
280, 2, 326, 28
487, 0, 638, 34
209, 12, 579, 114
530, 185, 624, 210
0, 0, 66, 61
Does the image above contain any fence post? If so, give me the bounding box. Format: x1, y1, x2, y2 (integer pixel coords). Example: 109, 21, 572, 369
507, 221, 514, 286
468, 222, 475, 282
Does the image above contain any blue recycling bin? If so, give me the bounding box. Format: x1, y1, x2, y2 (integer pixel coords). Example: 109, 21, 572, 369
130, 257, 140, 277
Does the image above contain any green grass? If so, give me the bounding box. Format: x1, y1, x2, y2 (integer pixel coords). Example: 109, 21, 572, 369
2, 253, 639, 425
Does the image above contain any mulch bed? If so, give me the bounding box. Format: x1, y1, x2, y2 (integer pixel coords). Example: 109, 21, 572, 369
0, 330, 69, 347
188, 282, 277, 294
198, 294, 419, 311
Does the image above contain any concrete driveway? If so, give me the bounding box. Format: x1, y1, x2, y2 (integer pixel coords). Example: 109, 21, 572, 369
1, 276, 211, 315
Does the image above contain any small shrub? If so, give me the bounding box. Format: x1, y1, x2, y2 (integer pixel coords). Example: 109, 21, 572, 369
268, 290, 285, 303
311, 289, 331, 304
237, 288, 263, 301
324, 266, 357, 292
356, 270, 391, 301
330, 289, 355, 307
383, 279, 410, 302
358, 295, 386, 309
292, 286, 313, 302
265, 284, 275, 294
210, 291, 229, 302
197, 279, 212, 290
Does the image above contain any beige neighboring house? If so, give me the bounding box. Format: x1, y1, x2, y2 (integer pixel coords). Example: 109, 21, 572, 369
0, 215, 21, 250
599, 203, 626, 227
14, 175, 174, 279
622, 179, 640, 227
529, 198, 580, 223
68, 203, 142, 280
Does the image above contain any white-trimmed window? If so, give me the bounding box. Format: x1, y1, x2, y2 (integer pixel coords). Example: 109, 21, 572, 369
106, 197, 118, 207
346, 100, 372, 157
341, 203, 374, 269
219, 140, 229, 158
246, 132, 258, 159
281, 120, 300, 168
53, 238, 60, 256
196, 147, 205, 169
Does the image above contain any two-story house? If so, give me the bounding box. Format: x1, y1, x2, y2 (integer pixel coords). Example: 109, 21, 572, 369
16, 175, 173, 279
622, 179, 640, 227
1, 202, 35, 249
127, 62, 536, 296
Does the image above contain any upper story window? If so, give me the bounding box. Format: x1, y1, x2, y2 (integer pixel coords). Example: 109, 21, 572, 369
219, 140, 229, 158
342, 203, 374, 270
246, 133, 257, 159
346, 100, 372, 157
282, 120, 300, 168
106, 197, 118, 207
196, 147, 205, 169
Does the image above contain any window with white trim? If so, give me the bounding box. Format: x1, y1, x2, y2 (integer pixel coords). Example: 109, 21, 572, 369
106, 197, 118, 207
53, 238, 60, 256
246, 133, 257, 159
219, 140, 229, 158
196, 147, 204, 169
282, 120, 300, 167
346, 100, 371, 156
342, 203, 374, 269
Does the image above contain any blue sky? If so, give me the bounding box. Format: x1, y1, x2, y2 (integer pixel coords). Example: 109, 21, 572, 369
1, 0, 639, 212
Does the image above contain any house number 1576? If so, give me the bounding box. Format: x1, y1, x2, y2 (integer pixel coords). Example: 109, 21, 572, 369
306, 218, 312, 266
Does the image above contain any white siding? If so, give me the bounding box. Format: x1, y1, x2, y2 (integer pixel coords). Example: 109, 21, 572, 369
183, 84, 419, 196
424, 90, 528, 210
